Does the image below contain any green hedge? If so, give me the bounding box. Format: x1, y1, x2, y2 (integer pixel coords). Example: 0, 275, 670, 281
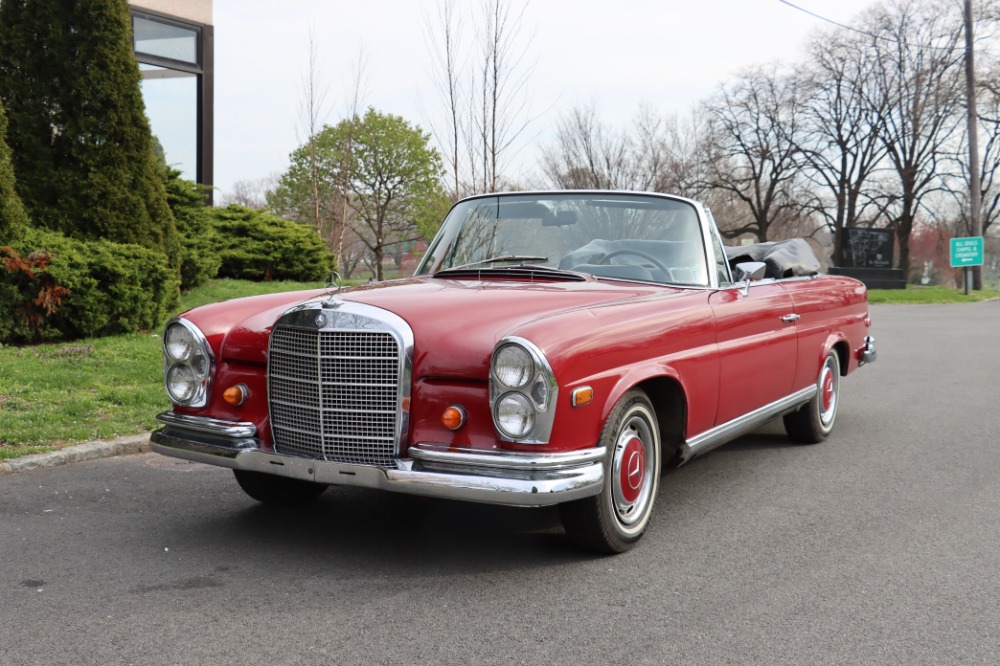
0, 228, 179, 343
207, 205, 333, 282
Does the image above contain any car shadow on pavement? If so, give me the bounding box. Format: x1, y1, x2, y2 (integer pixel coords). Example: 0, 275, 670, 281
174, 486, 603, 573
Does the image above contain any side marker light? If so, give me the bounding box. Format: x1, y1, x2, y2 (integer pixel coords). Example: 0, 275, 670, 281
572, 386, 594, 407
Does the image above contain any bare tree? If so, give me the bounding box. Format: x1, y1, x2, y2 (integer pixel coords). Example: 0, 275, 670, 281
946, 68, 1000, 239
425, 0, 533, 196
297, 28, 330, 237
866, 0, 966, 278
797, 28, 887, 265
541, 103, 688, 193
424, 0, 463, 199
699, 65, 812, 242
542, 104, 635, 189
219, 175, 278, 209
333, 49, 370, 270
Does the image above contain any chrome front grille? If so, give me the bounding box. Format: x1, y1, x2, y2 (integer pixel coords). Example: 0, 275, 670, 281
268, 316, 404, 468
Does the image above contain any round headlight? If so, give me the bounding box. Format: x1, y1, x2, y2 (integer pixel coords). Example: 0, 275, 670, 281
493, 345, 534, 388
166, 364, 197, 403
494, 392, 535, 439
165, 324, 196, 362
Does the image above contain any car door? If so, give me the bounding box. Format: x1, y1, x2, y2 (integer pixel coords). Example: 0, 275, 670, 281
779, 276, 868, 390
708, 281, 799, 426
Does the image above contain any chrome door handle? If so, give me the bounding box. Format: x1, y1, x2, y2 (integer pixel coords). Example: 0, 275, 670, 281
780, 314, 800, 323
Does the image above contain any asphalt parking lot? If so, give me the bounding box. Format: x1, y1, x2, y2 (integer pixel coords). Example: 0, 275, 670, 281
2, 301, 998, 665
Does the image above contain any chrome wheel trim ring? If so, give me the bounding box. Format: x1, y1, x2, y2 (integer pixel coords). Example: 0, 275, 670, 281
818, 356, 839, 428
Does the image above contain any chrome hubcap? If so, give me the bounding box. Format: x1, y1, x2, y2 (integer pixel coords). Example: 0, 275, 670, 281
611, 413, 655, 527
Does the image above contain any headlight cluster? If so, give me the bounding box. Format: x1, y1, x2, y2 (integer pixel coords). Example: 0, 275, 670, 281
490, 338, 558, 443
162, 319, 213, 407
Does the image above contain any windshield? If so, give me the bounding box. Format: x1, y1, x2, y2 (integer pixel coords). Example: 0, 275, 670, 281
415, 193, 710, 286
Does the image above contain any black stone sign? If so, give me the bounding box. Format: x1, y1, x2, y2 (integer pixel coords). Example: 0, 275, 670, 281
843, 227, 894, 269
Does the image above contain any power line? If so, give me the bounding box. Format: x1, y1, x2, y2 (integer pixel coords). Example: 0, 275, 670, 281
776, 0, 862, 34
776, 0, 962, 52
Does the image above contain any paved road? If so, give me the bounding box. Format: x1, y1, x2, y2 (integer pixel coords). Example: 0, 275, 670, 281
2, 302, 999, 665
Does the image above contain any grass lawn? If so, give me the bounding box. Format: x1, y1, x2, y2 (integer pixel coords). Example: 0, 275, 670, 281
1, 278, 997, 460
0, 278, 325, 460
867, 284, 999, 304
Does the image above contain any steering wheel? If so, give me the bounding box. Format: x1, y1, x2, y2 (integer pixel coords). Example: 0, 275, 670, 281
597, 248, 672, 277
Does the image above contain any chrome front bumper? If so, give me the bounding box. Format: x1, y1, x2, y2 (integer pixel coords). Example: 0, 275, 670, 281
150, 412, 605, 507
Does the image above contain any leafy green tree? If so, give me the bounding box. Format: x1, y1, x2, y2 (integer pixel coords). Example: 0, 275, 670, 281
271, 108, 446, 280
0, 98, 28, 243
0, 0, 179, 266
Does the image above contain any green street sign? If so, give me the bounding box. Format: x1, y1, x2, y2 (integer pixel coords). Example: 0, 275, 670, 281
950, 236, 984, 267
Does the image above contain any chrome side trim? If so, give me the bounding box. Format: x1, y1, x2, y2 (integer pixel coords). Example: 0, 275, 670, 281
681, 386, 817, 462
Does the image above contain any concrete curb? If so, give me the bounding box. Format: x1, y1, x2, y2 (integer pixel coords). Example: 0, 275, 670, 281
0, 434, 151, 476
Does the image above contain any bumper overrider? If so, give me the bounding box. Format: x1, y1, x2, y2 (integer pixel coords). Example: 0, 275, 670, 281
150, 412, 606, 507
860, 335, 877, 366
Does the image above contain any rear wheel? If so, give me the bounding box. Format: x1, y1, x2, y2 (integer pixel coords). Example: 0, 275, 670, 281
784, 350, 841, 444
233, 470, 327, 505
560, 389, 661, 554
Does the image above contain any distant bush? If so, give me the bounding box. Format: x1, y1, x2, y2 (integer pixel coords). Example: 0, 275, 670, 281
207, 205, 333, 282
0, 228, 180, 343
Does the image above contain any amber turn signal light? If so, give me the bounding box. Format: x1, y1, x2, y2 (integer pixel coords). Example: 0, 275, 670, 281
571, 386, 593, 407
441, 405, 466, 431
223, 384, 249, 407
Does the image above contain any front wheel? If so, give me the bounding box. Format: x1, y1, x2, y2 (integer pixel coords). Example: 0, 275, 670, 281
784, 350, 841, 444
233, 470, 327, 505
560, 389, 661, 554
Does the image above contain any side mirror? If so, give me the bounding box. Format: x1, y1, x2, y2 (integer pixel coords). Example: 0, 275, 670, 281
733, 261, 767, 296
733, 261, 767, 282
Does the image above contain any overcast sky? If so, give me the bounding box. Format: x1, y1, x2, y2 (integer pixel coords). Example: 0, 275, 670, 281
211, 0, 880, 197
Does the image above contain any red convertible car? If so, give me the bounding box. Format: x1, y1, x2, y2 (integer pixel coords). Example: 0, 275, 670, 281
151, 191, 876, 553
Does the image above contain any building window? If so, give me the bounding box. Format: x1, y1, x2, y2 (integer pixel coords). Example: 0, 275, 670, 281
134, 15, 198, 64
140, 64, 198, 178
132, 9, 213, 195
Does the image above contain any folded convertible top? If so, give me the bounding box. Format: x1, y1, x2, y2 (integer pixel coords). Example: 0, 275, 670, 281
724, 239, 822, 279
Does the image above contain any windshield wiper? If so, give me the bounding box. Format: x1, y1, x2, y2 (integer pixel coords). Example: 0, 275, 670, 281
438, 255, 549, 273
433, 259, 587, 282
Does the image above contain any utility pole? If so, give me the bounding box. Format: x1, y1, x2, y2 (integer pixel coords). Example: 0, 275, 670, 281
963, 0, 983, 290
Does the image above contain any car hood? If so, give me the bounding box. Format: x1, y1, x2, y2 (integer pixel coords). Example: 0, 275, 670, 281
182, 277, 661, 378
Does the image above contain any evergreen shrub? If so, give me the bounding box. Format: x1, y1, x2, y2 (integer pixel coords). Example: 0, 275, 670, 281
0, 99, 28, 243
163, 167, 221, 290
207, 205, 333, 282
0, 228, 180, 343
